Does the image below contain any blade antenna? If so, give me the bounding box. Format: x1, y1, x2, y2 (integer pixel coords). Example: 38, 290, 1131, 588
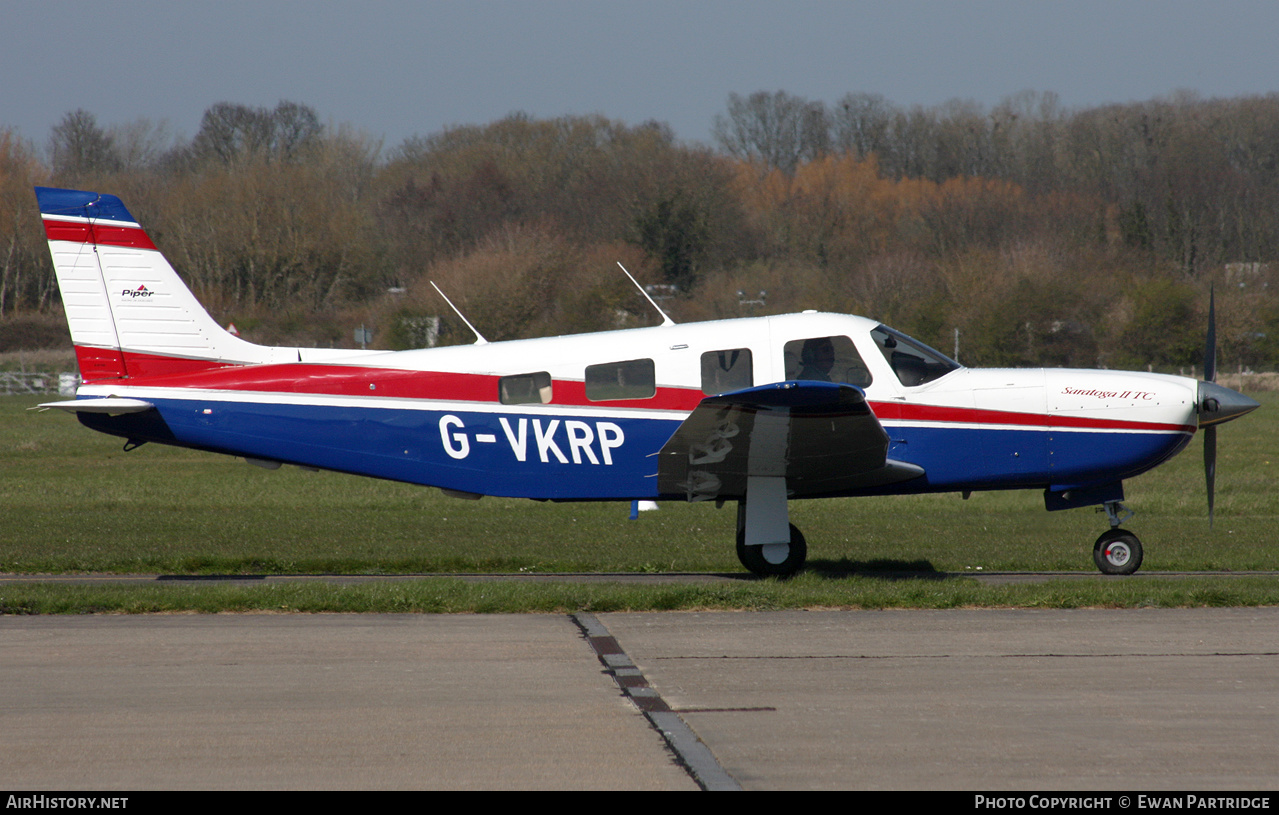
617, 262, 675, 327
430, 282, 488, 345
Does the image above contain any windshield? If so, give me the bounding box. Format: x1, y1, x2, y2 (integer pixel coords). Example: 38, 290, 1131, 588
870, 325, 962, 387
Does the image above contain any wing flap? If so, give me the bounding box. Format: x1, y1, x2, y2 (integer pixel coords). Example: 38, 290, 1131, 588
657, 381, 923, 501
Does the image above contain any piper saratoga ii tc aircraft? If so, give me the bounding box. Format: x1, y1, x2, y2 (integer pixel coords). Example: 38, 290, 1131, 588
35, 186, 1259, 576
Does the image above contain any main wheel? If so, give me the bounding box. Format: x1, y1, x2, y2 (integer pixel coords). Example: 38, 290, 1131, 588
736, 523, 807, 577
1093, 528, 1143, 575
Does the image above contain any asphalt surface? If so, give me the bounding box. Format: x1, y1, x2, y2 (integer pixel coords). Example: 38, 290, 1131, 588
3, 607, 1279, 790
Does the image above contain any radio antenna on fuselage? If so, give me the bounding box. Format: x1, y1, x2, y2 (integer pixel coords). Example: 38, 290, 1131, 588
617, 262, 675, 327
429, 281, 488, 345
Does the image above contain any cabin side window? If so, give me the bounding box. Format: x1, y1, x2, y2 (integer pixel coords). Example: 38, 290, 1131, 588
584, 358, 656, 401
700, 348, 753, 395
499, 371, 553, 405
783, 335, 872, 387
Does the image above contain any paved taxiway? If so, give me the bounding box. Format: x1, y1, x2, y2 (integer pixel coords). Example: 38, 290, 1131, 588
3, 608, 1278, 790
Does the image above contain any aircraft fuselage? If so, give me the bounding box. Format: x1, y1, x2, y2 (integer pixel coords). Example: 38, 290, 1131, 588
75, 312, 1198, 504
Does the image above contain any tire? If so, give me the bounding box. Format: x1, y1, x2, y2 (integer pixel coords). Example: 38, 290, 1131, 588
1093, 529, 1143, 575
737, 523, 808, 577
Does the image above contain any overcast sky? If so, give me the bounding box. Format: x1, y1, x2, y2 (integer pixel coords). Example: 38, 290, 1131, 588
4, 0, 1279, 155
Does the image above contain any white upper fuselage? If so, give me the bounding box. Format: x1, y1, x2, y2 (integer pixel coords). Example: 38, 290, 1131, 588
108, 310, 1193, 434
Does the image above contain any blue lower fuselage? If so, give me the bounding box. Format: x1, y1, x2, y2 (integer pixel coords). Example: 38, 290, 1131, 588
81, 397, 1194, 501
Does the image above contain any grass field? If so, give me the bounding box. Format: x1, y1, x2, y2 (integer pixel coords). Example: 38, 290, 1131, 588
2, 391, 1276, 611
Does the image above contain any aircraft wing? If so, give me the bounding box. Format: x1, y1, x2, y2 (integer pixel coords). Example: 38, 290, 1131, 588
656, 381, 924, 501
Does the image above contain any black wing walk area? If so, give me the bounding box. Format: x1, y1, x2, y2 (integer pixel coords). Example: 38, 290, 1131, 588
656, 381, 924, 501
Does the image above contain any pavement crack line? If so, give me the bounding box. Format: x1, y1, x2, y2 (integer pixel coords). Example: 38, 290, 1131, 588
571, 612, 741, 792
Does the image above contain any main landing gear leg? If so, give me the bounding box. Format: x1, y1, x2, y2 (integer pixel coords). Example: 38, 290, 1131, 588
1093, 500, 1143, 575
735, 476, 807, 577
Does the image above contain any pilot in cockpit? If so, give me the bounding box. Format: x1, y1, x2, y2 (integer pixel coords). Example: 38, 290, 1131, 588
798, 337, 836, 381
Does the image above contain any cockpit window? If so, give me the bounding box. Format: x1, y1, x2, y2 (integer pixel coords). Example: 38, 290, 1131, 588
870, 326, 961, 387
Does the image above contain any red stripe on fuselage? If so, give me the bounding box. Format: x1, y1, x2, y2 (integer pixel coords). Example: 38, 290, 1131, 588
112, 360, 707, 410
121, 350, 236, 379
43, 218, 157, 251
93, 355, 1195, 432
869, 401, 1194, 434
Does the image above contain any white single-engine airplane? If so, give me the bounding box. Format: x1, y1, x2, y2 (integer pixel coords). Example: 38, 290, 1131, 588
35, 186, 1259, 576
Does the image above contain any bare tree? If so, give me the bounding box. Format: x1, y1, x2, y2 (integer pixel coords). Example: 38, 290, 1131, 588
49, 109, 120, 179
271, 101, 322, 162
712, 91, 830, 174
192, 101, 322, 165
0, 129, 48, 316
110, 118, 177, 173
192, 102, 273, 164
832, 92, 895, 161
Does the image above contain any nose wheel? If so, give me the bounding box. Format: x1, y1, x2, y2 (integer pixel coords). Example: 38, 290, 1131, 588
1093, 528, 1143, 575
737, 523, 807, 577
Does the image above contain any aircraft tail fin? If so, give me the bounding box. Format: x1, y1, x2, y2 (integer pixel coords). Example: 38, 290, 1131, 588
35, 187, 276, 382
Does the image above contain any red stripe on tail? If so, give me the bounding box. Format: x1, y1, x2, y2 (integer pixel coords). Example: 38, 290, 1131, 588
75, 346, 129, 382
43, 220, 157, 251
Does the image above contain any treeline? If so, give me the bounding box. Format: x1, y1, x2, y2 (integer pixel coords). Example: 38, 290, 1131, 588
1, 91, 1277, 372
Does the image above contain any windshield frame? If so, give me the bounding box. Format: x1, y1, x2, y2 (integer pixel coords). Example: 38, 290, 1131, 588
870, 324, 963, 387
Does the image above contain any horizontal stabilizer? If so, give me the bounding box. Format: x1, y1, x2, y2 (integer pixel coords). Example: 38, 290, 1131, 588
36, 398, 155, 415
657, 381, 924, 501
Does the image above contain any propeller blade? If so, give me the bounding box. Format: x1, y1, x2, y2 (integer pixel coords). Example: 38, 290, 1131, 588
1202, 284, 1218, 524
1196, 286, 1260, 526
1203, 285, 1216, 383
1204, 425, 1216, 528
1197, 381, 1259, 525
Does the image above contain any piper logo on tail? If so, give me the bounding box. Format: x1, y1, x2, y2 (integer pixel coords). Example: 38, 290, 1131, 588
121, 285, 154, 299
